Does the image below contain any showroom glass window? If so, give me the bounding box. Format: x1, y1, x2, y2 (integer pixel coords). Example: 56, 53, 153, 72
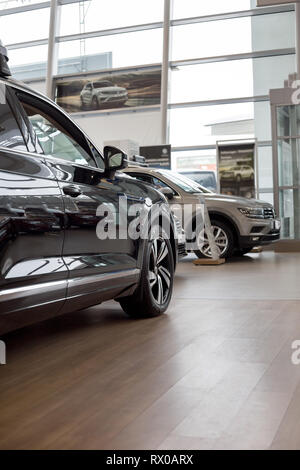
19, 99, 98, 168
0, 87, 27, 151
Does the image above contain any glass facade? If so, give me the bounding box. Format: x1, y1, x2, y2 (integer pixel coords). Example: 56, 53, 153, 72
1, 0, 297, 205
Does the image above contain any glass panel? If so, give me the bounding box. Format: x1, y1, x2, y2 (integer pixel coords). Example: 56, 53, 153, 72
21, 101, 96, 167
257, 146, 273, 189
170, 103, 254, 147
170, 55, 295, 103
253, 101, 272, 142
172, 0, 251, 19
0, 0, 48, 9
250, 11, 295, 52
259, 192, 274, 205
60, 0, 163, 36
9, 45, 49, 80
279, 188, 300, 239
171, 18, 251, 61
277, 106, 300, 137
0, 8, 50, 44
171, 12, 294, 61
278, 139, 300, 187
170, 61, 253, 103
58, 29, 163, 68
252, 54, 295, 96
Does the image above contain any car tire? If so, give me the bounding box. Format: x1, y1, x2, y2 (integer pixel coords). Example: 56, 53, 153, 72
193, 219, 235, 259
80, 98, 86, 110
92, 96, 99, 110
119, 232, 174, 318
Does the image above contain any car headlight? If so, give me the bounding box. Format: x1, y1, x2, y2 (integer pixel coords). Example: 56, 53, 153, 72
238, 207, 265, 219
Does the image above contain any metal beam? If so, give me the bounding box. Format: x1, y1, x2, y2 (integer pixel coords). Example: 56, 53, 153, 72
161, 0, 171, 145
0, 0, 83, 16
56, 21, 163, 43
296, 3, 300, 76
169, 95, 269, 109
170, 48, 296, 68
46, 0, 61, 98
171, 4, 295, 27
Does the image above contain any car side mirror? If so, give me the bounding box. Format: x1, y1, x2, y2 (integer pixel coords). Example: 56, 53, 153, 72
160, 187, 175, 200
103, 146, 128, 176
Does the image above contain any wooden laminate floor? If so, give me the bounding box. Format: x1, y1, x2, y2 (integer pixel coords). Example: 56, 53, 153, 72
1, 252, 300, 450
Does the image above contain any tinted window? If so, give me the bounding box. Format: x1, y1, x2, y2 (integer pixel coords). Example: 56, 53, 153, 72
94, 81, 112, 88
19, 98, 98, 168
128, 173, 153, 185
0, 90, 26, 151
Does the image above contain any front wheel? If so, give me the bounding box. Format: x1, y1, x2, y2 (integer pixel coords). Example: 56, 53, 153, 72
193, 220, 235, 259
120, 234, 174, 318
92, 96, 99, 110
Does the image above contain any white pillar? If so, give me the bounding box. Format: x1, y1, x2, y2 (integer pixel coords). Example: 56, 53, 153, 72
296, 2, 300, 77
46, 0, 61, 98
161, 0, 172, 145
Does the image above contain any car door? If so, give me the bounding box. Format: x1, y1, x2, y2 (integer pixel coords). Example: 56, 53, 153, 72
15, 90, 139, 311
0, 84, 66, 334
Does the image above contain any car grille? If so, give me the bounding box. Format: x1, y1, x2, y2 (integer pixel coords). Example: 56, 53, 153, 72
263, 207, 275, 219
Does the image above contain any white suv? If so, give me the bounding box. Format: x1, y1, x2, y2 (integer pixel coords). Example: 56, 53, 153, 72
80, 80, 128, 109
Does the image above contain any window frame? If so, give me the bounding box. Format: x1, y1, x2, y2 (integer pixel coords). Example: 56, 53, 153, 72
11, 87, 105, 172
0, 84, 31, 153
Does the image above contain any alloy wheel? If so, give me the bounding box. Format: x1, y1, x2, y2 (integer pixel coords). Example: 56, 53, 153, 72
148, 237, 171, 305
197, 225, 228, 258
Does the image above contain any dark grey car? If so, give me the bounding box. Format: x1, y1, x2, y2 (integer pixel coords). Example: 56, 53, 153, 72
0, 48, 177, 334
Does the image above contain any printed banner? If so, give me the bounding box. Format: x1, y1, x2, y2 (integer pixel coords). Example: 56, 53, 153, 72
139, 145, 171, 169
55, 69, 161, 113
218, 142, 256, 198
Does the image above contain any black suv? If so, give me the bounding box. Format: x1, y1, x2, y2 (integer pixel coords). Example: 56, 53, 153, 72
0, 45, 177, 334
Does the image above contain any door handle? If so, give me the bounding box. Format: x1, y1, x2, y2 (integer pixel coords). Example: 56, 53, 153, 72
63, 185, 82, 198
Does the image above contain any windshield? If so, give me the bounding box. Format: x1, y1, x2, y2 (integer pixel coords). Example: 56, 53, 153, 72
182, 172, 216, 189
158, 170, 213, 194
94, 81, 112, 88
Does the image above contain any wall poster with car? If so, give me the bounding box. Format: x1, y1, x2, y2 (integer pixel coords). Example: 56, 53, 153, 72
54, 69, 161, 113
217, 141, 256, 199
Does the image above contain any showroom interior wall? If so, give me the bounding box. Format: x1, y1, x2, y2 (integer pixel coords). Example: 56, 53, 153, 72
0, 0, 297, 200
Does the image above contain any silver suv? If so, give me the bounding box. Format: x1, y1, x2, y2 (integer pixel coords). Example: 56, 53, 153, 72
80, 80, 128, 109
122, 166, 281, 258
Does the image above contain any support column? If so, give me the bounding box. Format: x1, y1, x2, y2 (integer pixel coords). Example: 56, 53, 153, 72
296, 2, 300, 77
160, 0, 172, 145
46, 0, 61, 98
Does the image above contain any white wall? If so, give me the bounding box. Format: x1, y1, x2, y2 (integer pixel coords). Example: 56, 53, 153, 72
73, 109, 162, 151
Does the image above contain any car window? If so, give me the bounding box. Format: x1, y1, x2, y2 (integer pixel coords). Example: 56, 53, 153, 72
18, 96, 98, 168
94, 81, 112, 88
158, 170, 212, 194
185, 173, 215, 188
128, 173, 154, 185
0, 90, 27, 151
152, 177, 170, 189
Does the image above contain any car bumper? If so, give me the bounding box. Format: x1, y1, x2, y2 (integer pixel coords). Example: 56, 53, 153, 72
239, 229, 280, 248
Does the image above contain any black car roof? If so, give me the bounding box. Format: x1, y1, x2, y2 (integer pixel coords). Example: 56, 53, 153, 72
1, 76, 53, 104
